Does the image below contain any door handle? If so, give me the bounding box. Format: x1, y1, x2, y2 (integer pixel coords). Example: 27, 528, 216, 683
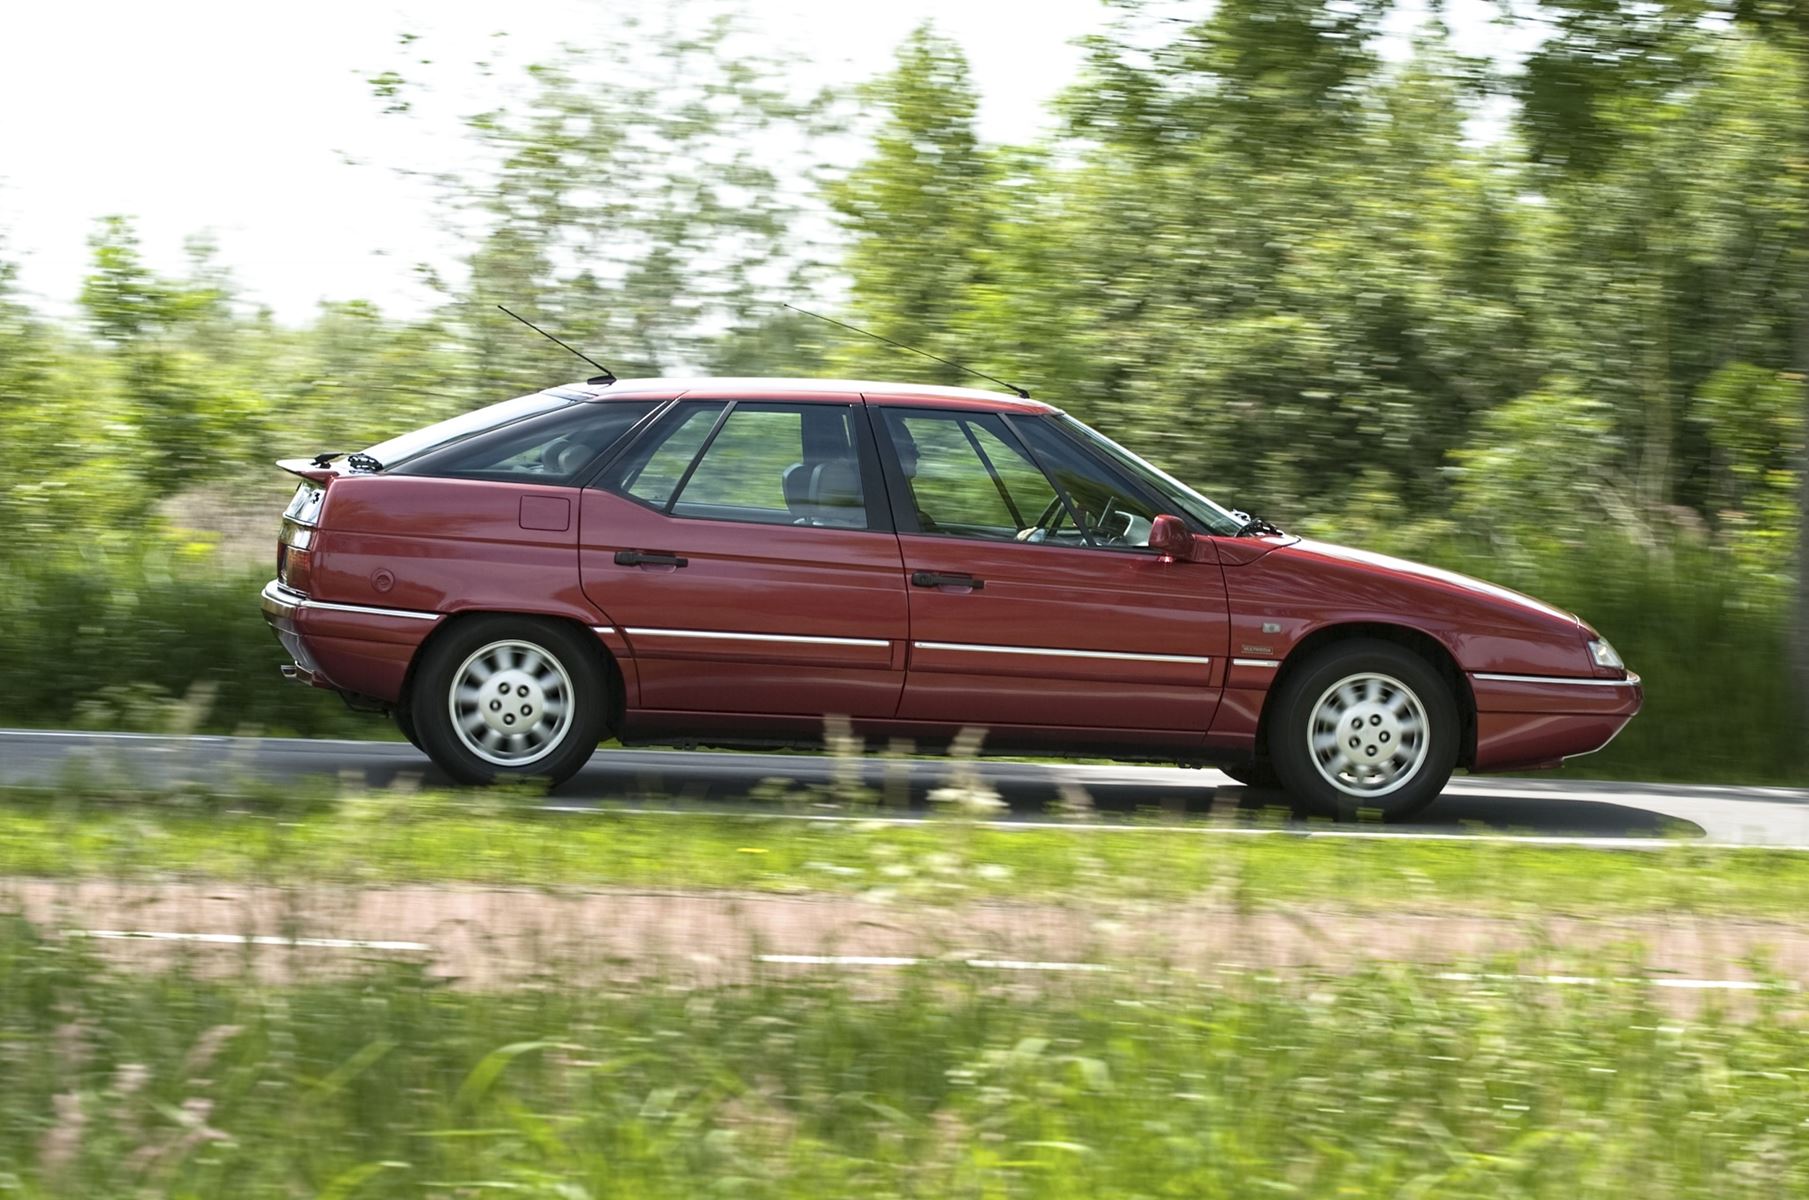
911, 571, 983, 590
615, 550, 688, 568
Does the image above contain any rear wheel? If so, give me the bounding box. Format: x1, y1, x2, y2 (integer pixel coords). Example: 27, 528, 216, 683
1266, 639, 1458, 822
1219, 761, 1280, 790
393, 700, 423, 752
411, 616, 608, 787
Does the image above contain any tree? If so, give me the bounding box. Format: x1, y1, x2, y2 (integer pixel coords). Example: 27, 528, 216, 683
1519, 0, 1809, 713
824, 24, 1001, 385
373, 6, 831, 395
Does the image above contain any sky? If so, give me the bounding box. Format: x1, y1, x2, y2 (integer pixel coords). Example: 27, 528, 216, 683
0, 0, 1528, 324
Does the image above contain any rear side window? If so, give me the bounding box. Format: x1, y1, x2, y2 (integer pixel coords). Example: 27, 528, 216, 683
360, 392, 575, 468
391, 401, 658, 482
601, 401, 870, 528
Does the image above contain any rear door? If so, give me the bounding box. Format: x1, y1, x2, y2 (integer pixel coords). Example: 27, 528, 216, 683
874, 405, 1228, 736
578, 395, 909, 718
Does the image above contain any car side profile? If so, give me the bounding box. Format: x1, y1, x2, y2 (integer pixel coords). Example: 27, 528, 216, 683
261, 377, 1642, 820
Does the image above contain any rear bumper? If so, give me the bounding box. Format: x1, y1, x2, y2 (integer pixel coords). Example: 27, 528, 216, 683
1468, 671, 1644, 772
260, 579, 441, 703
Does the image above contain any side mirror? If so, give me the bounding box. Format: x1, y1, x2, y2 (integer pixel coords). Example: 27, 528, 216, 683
1149, 514, 1196, 562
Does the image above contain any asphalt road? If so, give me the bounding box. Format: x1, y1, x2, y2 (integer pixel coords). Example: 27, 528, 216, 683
3, 728, 1807, 846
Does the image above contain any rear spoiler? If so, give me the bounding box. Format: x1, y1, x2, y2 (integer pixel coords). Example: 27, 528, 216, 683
277, 458, 342, 485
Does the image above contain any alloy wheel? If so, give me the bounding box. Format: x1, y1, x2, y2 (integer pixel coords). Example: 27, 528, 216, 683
1306, 671, 1430, 799
448, 639, 575, 767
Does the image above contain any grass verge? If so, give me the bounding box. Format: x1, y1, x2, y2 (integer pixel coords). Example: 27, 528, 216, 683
1, 915, 1804, 1198
6, 784, 1809, 917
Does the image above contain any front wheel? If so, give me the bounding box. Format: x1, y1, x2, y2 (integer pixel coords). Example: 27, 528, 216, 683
410, 616, 608, 787
1266, 639, 1458, 822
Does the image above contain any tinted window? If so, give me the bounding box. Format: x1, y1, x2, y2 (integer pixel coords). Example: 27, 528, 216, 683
392, 401, 657, 481
1053, 414, 1245, 535
1014, 417, 1163, 548
882, 410, 1060, 542
360, 392, 575, 468
609, 403, 727, 508
606, 402, 868, 528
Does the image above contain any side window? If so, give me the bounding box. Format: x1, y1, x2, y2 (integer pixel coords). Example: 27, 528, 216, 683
1015, 417, 1163, 548
609, 403, 726, 508
603, 402, 869, 528
882, 410, 1058, 541
391, 401, 657, 481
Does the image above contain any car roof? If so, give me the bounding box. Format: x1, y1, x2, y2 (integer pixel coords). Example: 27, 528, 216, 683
560, 376, 1059, 415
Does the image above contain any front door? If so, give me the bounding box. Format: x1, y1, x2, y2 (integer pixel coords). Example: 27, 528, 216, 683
579, 396, 908, 718
873, 405, 1228, 736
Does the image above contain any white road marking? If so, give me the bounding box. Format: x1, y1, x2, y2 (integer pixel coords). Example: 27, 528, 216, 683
1435, 971, 1783, 992
757, 953, 1114, 972
70, 929, 431, 952
54, 936, 1793, 991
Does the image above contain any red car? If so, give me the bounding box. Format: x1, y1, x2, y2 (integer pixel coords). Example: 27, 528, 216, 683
261, 377, 1641, 819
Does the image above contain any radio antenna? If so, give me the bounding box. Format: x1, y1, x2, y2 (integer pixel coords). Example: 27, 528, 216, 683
782, 302, 1029, 399
496, 304, 615, 385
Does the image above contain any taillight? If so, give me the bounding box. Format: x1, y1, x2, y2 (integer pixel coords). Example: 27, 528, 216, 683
280, 546, 315, 594
277, 483, 322, 594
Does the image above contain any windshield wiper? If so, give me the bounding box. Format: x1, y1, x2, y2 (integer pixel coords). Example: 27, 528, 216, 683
347, 452, 384, 472
1232, 510, 1284, 537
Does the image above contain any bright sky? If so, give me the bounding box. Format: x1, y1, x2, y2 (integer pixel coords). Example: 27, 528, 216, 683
0, 0, 1525, 324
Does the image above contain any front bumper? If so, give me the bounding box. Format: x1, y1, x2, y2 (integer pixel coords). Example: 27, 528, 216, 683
1468, 671, 1644, 772
260, 579, 441, 702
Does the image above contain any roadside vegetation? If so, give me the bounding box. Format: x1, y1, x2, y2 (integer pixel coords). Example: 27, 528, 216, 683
10, 781, 1809, 919
2, 911, 1807, 1197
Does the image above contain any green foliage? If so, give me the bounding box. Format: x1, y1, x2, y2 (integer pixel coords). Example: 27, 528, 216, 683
0, 548, 375, 739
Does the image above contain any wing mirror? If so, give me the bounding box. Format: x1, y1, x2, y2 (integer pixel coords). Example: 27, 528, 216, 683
1150, 514, 1212, 563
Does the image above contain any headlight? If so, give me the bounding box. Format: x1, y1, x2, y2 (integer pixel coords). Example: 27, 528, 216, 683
1587, 638, 1624, 670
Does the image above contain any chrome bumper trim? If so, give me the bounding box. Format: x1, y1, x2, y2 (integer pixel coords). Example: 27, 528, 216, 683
1473, 671, 1641, 688
261, 580, 442, 622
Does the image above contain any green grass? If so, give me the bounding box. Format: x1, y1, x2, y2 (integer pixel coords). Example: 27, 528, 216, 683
1, 915, 1805, 1198
9, 784, 1809, 918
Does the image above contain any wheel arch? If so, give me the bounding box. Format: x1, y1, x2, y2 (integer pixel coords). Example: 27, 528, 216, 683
1255, 622, 1477, 770
400, 610, 626, 737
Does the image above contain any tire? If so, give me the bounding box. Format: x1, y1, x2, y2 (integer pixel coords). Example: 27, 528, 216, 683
393, 698, 424, 751
1266, 638, 1458, 822
410, 615, 608, 787
1220, 761, 1280, 790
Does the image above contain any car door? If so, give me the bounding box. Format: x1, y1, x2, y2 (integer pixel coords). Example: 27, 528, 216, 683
873, 404, 1229, 736
578, 395, 909, 719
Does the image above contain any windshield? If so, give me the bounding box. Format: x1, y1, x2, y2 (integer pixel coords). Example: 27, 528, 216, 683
358, 392, 577, 469
1055, 414, 1247, 535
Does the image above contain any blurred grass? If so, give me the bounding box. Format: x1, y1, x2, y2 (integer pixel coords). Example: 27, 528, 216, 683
1, 916, 1805, 1197
0, 549, 376, 739
1430, 537, 1804, 785
8, 784, 1809, 917
0, 534, 1801, 784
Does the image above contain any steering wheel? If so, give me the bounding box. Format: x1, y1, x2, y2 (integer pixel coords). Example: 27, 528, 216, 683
1094, 498, 1122, 543
1018, 495, 1065, 542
